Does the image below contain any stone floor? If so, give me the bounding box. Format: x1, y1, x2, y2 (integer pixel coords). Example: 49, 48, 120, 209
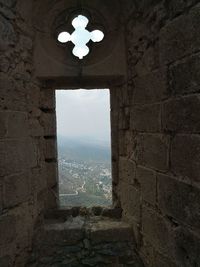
27, 216, 144, 267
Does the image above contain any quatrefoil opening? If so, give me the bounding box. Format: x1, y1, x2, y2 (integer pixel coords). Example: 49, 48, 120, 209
58, 15, 104, 59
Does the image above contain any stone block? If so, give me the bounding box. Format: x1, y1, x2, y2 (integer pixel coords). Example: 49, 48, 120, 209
0, 74, 27, 111
165, 0, 199, 18
89, 220, 133, 244
142, 207, 173, 256
119, 130, 134, 157
119, 181, 140, 221
174, 227, 200, 267
158, 174, 200, 229
31, 167, 47, 193
135, 43, 159, 76
45, 162, 57, 188
0, 5, 15, 20
0, 215, 16, 246
0, 139, 37, 176
119, 157, 136, 185
0, 14, 16, 51
162, 95, 200, 133
44, 189, 58, 210
171, 135, 200, 182
44, 138, 57, 160
42, 217, 85, 246
29, 119, 44, 137
40, 89, 55, 110
154, 253, 178, 267
4, 172, 30, 208
133, 134, 169, 171
40, 112, 56, 136
133, 70, 167, 104
0, 56, 10, 72
0, 182, 3, 214
0, 256, 12, 267
159, 4, 200, 64
130, 104, 161, 132
169, 54, 200, 95
0, 0, 16, 7
119, 107, 130, 130
0, 111, 28, 139
136, 167, 156, 205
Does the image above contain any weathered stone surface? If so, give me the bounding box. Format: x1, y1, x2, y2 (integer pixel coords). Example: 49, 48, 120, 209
0, 182, 3, 214
0, 5, 15, 19
0, 74, 27, 111
89, 219, 133, 244
4, 172, 30, 208
119, 107, 130, 130
130, 104, 161, 132
0, 111, 28, 138
0, 139, 37, 176
19, 35, 33, 51
29, 119, 44, 137
171, 135, 200, 182
0, 0, 16, 7
0, 56, 10, 72
174, 227, 200, 267
45, 162, 57, 188
159, 4, 200, 64
31, 167, 47, 194
142, 207, 173, 256
169, 55, 200, 95
119, 181, 140, 221
27, 218, 143, 267
0, 256, 12, 267
165, 0, 199, 18
42, 217, 85, 245
133, 70, 167, 104
119, 157, 135, 184
40, 112, 56, 136
162, 95, 200, 133
154, 253, 178, 267
136, 167, 156, 205
0, 215, 16, 246
135, 43, 159, 76
158, 174, 200, 229
133, 134, 170, 171
44, 138, 57, 160
40, 89, 55, 110
0, 14, 17, 50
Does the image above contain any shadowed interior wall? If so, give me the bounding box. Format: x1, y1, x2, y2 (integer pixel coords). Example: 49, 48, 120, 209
0, 0, 200, 267
117, 1, 200, 266
0, 1, 50, 266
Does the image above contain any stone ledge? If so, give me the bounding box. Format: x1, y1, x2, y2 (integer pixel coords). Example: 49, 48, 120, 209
27, 217, 142, 267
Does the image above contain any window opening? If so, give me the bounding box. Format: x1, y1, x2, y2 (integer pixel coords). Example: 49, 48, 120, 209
56, 89, 112, 207
57, 15, 104, 59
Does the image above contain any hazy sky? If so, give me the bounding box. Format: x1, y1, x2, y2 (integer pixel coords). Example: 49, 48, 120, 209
56, 89, 111, 143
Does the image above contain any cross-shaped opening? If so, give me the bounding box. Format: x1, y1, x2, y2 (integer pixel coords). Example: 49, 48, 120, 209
57, 15, 104, 59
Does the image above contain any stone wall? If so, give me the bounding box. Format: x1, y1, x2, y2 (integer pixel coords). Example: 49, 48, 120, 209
0, 1, 49, 266
117, 1, 200, 266
27, 216, 143, 267
1, 0, 200, 266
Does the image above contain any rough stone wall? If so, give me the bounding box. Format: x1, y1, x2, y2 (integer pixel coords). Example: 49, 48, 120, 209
117, 1, 200, 266
27, 216, 143, 267
0, 1, 49, 266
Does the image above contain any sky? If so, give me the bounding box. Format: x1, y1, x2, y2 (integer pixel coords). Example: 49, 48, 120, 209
56, 89, 111, 144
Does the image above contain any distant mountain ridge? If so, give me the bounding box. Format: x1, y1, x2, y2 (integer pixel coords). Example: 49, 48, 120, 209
57, 136, 111, 162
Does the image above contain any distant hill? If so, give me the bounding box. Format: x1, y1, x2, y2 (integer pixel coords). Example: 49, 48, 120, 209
57, 136, 111, 162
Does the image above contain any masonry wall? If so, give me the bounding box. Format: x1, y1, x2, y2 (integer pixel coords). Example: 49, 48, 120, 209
117, 1, 200, 266
0, 1, 50, 266
1, 0, 200, 266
